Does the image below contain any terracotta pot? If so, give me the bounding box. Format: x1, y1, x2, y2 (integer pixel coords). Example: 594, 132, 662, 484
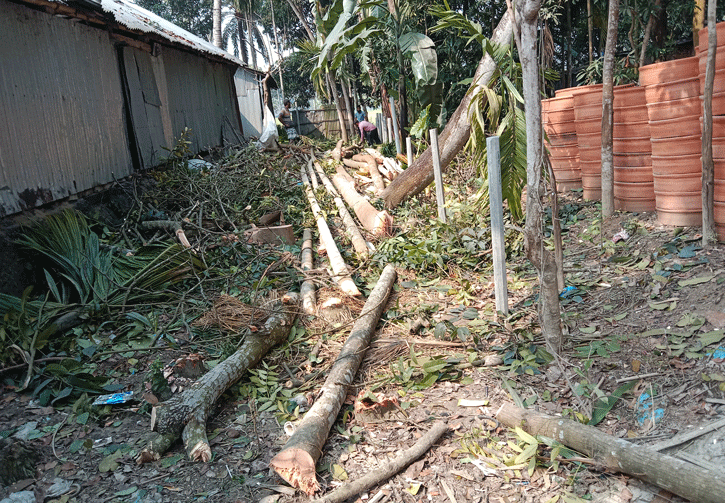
655, 196, 702, 226
542, 95, 574, 113
711, 92, 725, 116
614, 84, 645, 107
574, 103, 603, 121
650, 135, 701, 157
649, 116, 702, 139
578, 146, 601, 163
553, 166, 583, 192
646, 96, 701, 121
653, 173, 702, 193
614, 165, 654, 183
575, 118, 602, 135
614, 181, 655, 212
577, 131, 602, 149
554, 87, 578, 98
644, 76, 700, 103
613, 104, 648, 124
697, 22, 725, 54
699, 68, 725, 95
546, 108, 576, 124
549, 152, 579, 169
697, 49, 725, 74
713, 179, 725, 201
546, 132, 577, 147
714, 137, 725, 160
613, 137, 652, 154
545, 121, 577, 136
614, 122, 651, 139
651, 153, 701, 176
571, 84, 603, 106
613, 153, 652, 168
639, 57, 699, 87
581, 173, 602, 201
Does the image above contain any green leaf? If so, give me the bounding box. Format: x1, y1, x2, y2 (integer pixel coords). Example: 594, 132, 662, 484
160, 453, 183, 469
331, 464, 348, 481
399, 32, 438, 86
98, 451, 122, 472
678, 275, 714, 287
115, 486, 138, 497
515, 427, 538, 446
700, 330, 725, 347
76, 412, 90, 425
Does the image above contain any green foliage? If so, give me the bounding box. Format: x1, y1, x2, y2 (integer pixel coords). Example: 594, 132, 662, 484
134, 0, 212, 39
576, 56, 637, 86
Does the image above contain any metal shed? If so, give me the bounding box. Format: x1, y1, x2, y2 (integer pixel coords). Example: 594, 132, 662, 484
0, 0, 262, 217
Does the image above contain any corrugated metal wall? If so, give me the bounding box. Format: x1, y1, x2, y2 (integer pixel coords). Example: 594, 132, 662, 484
162, 47, 242, 153
0, 0, 133, 217
235, 68, 263, 139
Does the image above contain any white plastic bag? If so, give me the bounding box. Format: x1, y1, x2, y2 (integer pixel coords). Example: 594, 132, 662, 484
256, 106, 279, 149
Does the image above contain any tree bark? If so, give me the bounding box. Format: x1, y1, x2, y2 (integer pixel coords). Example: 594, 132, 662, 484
316, 421, 448, 503
601, 0, 619, 218
516, 0, 563, 354
379, 12, 514, 209
587, 0, 594, 63
313, 160, 370, 257
137, 295, 298, 463
702, 0, 717, 246
694, 0, 706, 50
496, 402, 725, 503
212, 0, 222, 48
328, 74, 349, 143
301, 166, 360, 296
332, 165, 393, 236
270, 264, 397, 495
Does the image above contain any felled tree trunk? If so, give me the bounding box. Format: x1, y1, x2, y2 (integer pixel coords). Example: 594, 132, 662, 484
137, 295, 298, 463
301, 166, 361, 297
353, 154, 385, 192
496, 403, 725, 503
332, 166, 392, 236
300, 229, 316, 315
270, 264, 397, 495
313, 160, 369, 258
379, 12, 514, 209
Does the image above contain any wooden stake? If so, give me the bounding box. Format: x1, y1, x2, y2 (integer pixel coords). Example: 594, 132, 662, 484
300, 228, 316, 315
487, 136, 508, 315
270, 265, 397, 494
430, 129, 446, 222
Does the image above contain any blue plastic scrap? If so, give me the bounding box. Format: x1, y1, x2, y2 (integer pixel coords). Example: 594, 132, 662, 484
92, 391, 134, 406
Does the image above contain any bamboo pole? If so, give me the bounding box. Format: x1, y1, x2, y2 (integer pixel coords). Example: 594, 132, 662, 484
300, 166, 360, 296
270, 264, 397, 495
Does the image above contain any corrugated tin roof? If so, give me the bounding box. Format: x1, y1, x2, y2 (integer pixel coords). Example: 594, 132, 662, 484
101, 0, 245, 66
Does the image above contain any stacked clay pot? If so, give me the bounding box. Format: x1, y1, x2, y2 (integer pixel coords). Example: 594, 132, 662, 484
641, 56, 702, 226
543, 88, 581, 191
612, 84, 655, 211
572, 84, 603, 200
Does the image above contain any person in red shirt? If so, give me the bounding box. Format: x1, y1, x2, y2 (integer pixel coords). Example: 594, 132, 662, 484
355, 120, 380, 145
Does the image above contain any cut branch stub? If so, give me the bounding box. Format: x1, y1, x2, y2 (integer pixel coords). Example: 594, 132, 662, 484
270, 264, 398, 495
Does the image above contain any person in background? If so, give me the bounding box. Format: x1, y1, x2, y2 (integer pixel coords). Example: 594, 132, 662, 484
354, 105, 366, 123
355, 119, 380, 146
278, 99, 298, 141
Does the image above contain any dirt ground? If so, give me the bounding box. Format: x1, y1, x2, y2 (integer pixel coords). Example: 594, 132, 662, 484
2, 194, 725, 503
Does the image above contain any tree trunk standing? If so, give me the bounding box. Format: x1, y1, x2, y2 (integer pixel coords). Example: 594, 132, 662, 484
702, 0, 717, 246
601, 0, 619, 219
285, 0, 315, 42
340, 77, 356, 140
694, 0, 706, 50
566, 0, 573, 87
639, 0, 661, 68
247, 16, 258, 70
213, 0, 222, 48
379, 13, 514, 209
587, 0, 593, 63
327, 74, 349, 143
652, 0, 668, 51
516, 0, 563, 354
270, 0, 285, 100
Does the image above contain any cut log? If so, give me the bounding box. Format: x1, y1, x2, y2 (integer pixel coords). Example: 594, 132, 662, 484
332, 166, 392, 236
301, 166, 361, 297
313, 160, 369, 258
306, 159, 319, 189
141, 220, 192, 248
331, 140, 344, 162
270, 264, 397, 495
315, 421, 448, 503
495, 402, 725, 503
342, 158, 370, 173
354, 154, 385, 192
300, 228, 317, 315
137, 295, 298, 463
